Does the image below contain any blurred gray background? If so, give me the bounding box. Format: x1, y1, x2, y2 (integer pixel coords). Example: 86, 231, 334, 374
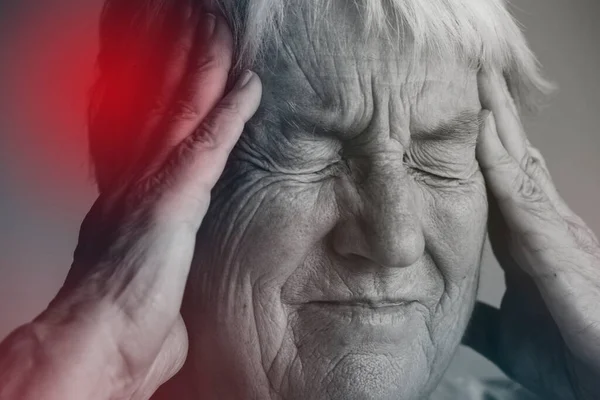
1, 0, 599, 381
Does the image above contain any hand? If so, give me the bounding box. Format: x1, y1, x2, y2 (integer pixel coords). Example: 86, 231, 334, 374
463, 69, 600, 399
0, 10, 261, 400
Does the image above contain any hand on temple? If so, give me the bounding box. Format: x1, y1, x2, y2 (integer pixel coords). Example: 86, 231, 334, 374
0, 10, 261, 400
1, 6, 600, 400
463, 69, 600, 400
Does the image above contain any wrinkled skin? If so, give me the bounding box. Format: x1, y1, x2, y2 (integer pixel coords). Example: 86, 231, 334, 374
2, 2, 598, 400
181, 4, 488, 399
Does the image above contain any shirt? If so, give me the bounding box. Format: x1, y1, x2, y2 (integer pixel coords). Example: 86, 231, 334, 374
152, 375, 542, 399
430, 376, 541, 400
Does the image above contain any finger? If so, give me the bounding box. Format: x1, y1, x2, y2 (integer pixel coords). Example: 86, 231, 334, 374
479, 73, 598, 251
156, 70, 262, 224
522, 147, 575, 218
478, 69, 529, 164
133, 317, 188, 400
164, 12, 233, 147
478, 110, 550, 214
477, 112, 576, 272
136, 12, 233, 173
478, 68, 561, 212
118, 6, 205, 180
136, 4, 202, 148
91, 5, 200, 192
522, 148, 599, 249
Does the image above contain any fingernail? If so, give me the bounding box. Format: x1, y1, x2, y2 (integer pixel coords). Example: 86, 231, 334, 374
235, 70, 254, 89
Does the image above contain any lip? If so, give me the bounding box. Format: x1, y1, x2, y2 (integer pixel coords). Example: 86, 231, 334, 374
308, 300, 414, 308
300, 300, 418, 326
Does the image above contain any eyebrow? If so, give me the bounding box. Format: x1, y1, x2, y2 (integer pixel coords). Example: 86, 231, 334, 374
411, 111, 482, 143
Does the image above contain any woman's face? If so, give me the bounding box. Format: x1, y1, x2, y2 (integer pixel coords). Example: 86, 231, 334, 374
183, 4, 488, 399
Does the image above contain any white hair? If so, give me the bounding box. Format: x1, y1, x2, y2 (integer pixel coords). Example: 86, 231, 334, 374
90, 0, 553, 189
212, 0, 552, 109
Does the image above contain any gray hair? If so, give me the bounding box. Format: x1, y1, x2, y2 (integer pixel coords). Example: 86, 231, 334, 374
89, 0, 553, 190
213, 0, 553, 106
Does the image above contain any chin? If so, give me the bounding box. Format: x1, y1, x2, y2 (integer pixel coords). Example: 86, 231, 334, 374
282, 350, 436, 400
280, 314, 448, 400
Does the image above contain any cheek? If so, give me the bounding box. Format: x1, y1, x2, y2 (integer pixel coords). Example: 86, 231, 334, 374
190, 174, 339, 319
417, 175, 487, 359
420, 173, 488, 281
207, 179, 337, 283
186, 176, 334, 390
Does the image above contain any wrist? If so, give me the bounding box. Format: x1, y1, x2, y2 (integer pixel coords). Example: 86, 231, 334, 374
29, 309, 145, 400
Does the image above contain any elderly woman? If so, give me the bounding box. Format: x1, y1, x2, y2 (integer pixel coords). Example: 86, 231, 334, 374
1, 0, 600, 399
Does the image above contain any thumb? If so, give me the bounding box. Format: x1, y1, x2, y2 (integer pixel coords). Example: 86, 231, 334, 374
130, 316, 189, 400
155, 70, 262, 225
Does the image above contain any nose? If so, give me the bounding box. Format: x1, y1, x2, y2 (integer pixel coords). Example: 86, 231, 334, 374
331, 157, 425, 269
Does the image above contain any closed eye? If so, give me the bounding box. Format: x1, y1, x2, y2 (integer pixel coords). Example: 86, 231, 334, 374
403, 153, 463, 187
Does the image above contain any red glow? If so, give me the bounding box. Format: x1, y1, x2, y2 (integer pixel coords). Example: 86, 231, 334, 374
5, 1, 188, 204
5, 2, 102, 203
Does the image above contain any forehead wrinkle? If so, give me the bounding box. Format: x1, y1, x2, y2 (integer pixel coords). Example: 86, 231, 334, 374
272, 75, 479, 147
276, 96, 344, 138
262, 23, 479, 145
274, 72, 373, 140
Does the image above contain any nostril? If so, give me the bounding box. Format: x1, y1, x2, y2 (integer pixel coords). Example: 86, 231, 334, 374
329, 215, 425, 270
329, 219, 368, 258
373, 224, 425, 268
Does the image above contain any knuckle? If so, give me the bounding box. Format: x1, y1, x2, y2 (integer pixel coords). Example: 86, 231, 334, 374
492, 152, 516, 170
527, 147, 548, 169
521, 152, 550, 183
527, 146, 544, 161
191, 124, 220, 150
170, 100, 200, 122
522, 152, 541, 172
195, 102, 245, 142
513, 173, 546, 204
172, 134, 196, 159
197, 51, 229, 74
165, 135, 200, 171
214, 99, 241, 120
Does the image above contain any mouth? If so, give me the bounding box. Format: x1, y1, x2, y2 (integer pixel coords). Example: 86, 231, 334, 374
301, 300, 418, 326
308, 300, 415, 308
